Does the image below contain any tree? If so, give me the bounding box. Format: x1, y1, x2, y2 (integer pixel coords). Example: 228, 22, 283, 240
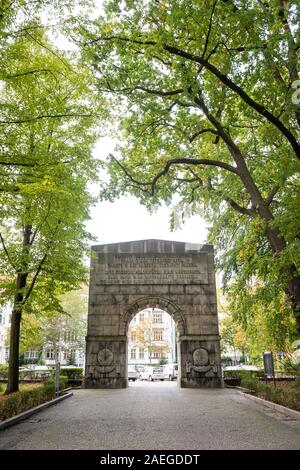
220, 313, 248, 362
135, 317, 171, 364
78, 0, 300, 331
0, 30, 101, 394
226, 280, 297, 357
38, 289, 88, 365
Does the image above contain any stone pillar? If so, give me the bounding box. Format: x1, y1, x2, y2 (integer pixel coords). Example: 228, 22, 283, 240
85, 336, 127, 388
179, 336, 223, 388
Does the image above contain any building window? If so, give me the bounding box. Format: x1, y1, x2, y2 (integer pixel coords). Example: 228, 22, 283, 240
24, 350, 38, 359
139, 312, 145, 322
154, 330, 163, 341
139, 348, 144, 359
5, 348, 9, 361
67, 349, 76, 361
130, 349, 136, 360
0, 314, 3, 324
63, 331, 76, 342
130, 331, 136, 341
150, 351, 161, 359
153, 313, 162, 323
46, 349, 55, 359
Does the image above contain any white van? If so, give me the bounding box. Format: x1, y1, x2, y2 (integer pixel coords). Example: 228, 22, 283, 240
163, 363, 178, 381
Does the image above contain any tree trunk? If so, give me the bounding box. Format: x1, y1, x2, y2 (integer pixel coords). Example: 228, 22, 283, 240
5, 308, 21, 394
5, 273, 27, 394
232, 158, 300, 331
287, 268, 300, 332
5, 224, 32, 394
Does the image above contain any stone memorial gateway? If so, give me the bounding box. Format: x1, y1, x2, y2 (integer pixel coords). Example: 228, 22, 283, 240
85, 239, 223, 388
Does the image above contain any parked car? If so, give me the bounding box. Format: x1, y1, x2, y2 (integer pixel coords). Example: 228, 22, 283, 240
128, 366, 138, 381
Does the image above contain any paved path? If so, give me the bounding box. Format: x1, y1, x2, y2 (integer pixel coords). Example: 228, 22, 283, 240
0, 382, 299, 450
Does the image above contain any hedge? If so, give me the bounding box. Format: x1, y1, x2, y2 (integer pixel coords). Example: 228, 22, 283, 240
0, 366, 83, 381
223, 369, 264, 379
0, 377, 68, 421
59, 368, 83, 380
240, 377, 300, 412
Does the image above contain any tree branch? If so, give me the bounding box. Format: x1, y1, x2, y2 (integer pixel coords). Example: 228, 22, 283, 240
111, 154, 239, 197
0, 113, 95, 125
189, 128, 219, 143
162, 43, 300, 159
91, 34, 300, 159
265, 186, 280, 206
4, 69, 59, 80
225, 197, 256, 216
22, 219, 62, 305
201, 0, 219, 61
0, 232, 17, 271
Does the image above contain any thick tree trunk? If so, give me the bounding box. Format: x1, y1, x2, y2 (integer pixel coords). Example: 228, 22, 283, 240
5, 308, 21, 394
231, 153, 300, 331
5, 273, 27, 394
287, 267, 300, 332
5, 224, 32, 394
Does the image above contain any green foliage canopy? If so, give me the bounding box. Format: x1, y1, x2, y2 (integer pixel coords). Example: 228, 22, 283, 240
78, 0, 300, 333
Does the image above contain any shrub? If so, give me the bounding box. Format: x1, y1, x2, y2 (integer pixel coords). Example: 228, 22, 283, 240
223, 369, 264, 379
0, 384, 56, 421
0, 365, 8, 380
240, 378, 300, 412
60, 367, 83, 380
43, 375, 68, 390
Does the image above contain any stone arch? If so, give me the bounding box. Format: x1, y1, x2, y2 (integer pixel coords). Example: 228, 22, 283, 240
121, 296, 186, 336
85, 239, 222, 388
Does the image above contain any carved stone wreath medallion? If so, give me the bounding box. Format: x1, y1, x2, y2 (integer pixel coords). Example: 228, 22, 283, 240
97, 348, 114, 366
93, 348, 115, 374
191, 347, 215, 375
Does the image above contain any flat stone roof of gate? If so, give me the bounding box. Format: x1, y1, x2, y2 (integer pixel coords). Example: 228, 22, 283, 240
92, 239, 213, 253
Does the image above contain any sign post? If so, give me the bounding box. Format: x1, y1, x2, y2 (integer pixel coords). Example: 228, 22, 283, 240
55, 361, 60, 397
263, 351, 275, 387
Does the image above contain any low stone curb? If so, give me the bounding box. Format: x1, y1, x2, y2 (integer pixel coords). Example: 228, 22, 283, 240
238, 390, 300, 420
0, 391, 73, 431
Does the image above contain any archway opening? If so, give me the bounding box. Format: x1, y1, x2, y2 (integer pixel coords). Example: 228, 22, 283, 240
127, 307, 179, 385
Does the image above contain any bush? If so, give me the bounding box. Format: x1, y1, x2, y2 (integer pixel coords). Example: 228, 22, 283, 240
223, 369, 264, 379
0, 384, 56, 421
60, 367, 83, 380
240, 377, 300, 412
0, 364, 8, 380
221, 356, 233, 365
44, 375, 68, 390
281, 357, 300, 385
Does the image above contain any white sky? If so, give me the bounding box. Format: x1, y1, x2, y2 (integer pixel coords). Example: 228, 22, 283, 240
87, 197, 208, 246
